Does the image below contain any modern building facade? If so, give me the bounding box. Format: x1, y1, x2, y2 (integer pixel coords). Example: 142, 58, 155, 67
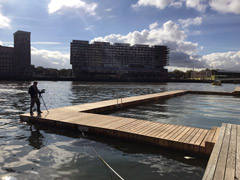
0, 30, 32, 79
0, 46, 14, 77
71, 40, 169, 81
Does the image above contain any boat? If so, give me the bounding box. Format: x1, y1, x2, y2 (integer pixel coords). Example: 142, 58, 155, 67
212, 80, 222, 86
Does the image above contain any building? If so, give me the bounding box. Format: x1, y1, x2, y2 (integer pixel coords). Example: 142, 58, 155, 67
191, 69, 213, 80
191, 69, 240, 81
0, 46, 14, 77
71, 40, 169, 81
0, 30, 32, 79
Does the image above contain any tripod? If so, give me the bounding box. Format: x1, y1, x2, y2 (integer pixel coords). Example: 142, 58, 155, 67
39, 93, 49, 113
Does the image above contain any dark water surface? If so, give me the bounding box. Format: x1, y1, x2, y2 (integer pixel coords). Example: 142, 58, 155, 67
0, 81, 239, 180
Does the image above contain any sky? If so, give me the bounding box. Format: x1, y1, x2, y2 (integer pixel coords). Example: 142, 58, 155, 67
0, 0, 240, 71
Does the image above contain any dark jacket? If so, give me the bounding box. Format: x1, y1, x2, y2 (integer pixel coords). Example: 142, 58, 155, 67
28, 85, 39, 98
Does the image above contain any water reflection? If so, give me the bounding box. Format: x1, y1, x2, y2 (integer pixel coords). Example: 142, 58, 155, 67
28, 125, 45, 149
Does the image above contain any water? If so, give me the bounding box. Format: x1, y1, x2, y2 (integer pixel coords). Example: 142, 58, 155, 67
0, 81, 239, 179
106, 94, 240, 129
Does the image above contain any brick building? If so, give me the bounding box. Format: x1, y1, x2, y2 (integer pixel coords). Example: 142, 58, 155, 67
0, 30, 32, 79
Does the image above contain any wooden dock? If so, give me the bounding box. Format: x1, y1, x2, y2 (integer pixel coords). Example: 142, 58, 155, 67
20, 90, 220, 156
19, 89, 240, 179
203, 123, 240, 180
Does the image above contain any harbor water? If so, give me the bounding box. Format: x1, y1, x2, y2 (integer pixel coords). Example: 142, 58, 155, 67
0, 81, 240, 179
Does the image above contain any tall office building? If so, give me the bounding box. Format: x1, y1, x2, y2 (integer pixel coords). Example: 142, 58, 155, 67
14, 31, 31, 77
0, 30, 32, 78
71, 40, 169, 81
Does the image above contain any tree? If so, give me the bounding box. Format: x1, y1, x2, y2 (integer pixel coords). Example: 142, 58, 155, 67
171, 70, 185, 79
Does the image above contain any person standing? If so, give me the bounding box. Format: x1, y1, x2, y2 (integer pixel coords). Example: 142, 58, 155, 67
28, 81, 42, 115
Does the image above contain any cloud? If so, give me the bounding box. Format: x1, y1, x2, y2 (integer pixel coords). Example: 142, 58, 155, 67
132, 0, 205, 11
185, 0, 207, 12
104, 8, 112, 12
31, 42, 62, 45
178, 17, 202, 28
132, 0, 173, 9
48, 0, 98, 16
31, 47, 71, 69
85, 25, 95, 31
209, 0, 240, 15
202, 51, 240, 70
0, 41, 2, 45
92, 20, 205, 68
0, 10, 11, 29
132, 0, 240, 14
149, 21, 159, 30
170, 1, 182, 8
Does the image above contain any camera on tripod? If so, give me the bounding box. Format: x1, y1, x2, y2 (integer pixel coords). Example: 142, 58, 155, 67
39, 89, 46, 96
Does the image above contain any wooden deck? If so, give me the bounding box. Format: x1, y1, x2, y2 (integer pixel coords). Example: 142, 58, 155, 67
20, 90, 221, 156
203, 123, 240, 180
19, 88, 240, 179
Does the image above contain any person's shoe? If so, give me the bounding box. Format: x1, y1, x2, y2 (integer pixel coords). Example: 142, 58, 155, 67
30, 111, 33, 115
38, 111, 43, 113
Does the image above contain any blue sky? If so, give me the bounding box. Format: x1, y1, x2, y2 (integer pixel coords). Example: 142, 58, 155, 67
0, 0, 240, 71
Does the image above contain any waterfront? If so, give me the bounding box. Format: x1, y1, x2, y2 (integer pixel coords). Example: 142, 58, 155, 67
0, 81, 240, 179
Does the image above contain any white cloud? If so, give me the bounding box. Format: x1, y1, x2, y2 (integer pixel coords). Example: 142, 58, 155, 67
132, 0, 173, 9
185, 0, 207, 12
31, 47, 71, 69
170, 1, 182, 8
209, 0, 240, 14
202, 51, 240, 70
0, 41, 2, 45
0, 10, 11, 29
167, 66, 204, 72
85, 25, 95, 31
178, 17, 203, 28
31, 42, 62, 45
48, 0, 98, 16
104, 8, 112, 12
191, 30, 202, 35
132, 0, 240, 14
92, 20, 205, 68
149, 21, 159, 30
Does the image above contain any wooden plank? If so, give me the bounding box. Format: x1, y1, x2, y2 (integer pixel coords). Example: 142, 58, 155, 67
212, 127, 221, 143
190, 129, 204, 145
172, 127, 191, 149
158, 125, 179, 146
116, 120, 146, 131
143, 123, 168, 144
120, 120, 150, 133
165, 126, 184, 140
164, 126, 186, 148
206, 127, 218, 143
183, 128, 200, 151
199, 130, 211, 154
177, 128, 195, 150
145, 123, 167, 137
137, 122, 163, 137
156, 125, 177, 139
197, 130, 209, 153
188, 129, 204, 151
213, 124, 231, 180
235, 125, 240, 180
202, 123, 227, 180
169, 126, 187, 141
224, 124, 236, 180
205, 127, 218, 154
